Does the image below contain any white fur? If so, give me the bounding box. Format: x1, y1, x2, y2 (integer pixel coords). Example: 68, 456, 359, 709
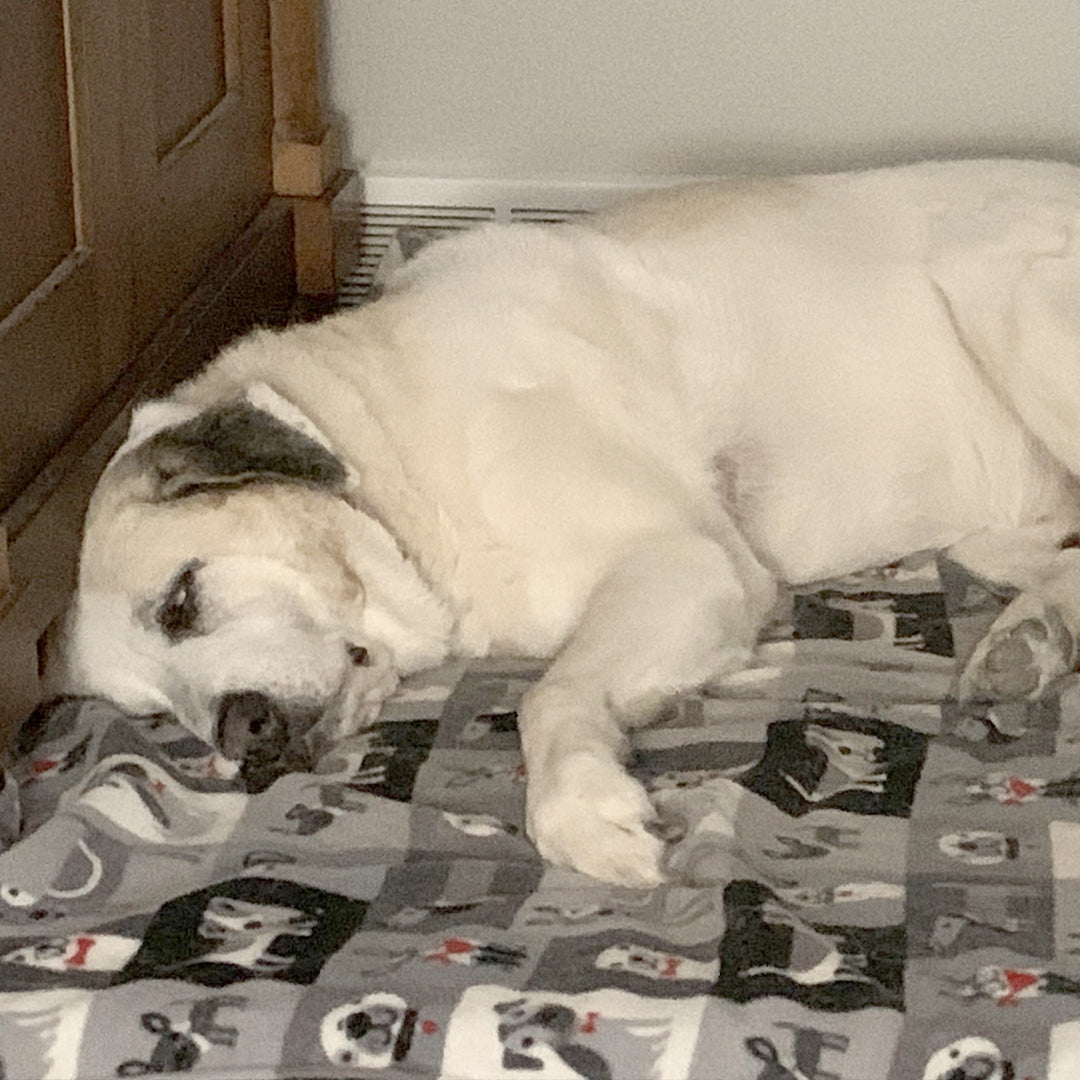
66, 159, 1080, 884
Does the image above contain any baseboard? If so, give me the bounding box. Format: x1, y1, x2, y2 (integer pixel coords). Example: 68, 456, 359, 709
0, 198, 296, 737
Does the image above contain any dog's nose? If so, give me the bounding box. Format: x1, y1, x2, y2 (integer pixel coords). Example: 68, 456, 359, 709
344, 1010, 373, 1040
215, 690, 283, 760
214, 691, 320, 793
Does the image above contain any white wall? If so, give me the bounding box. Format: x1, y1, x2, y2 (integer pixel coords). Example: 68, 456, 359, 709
325, 0, 1080, 185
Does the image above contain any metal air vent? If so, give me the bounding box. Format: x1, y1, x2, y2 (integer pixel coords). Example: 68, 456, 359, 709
337, 203, 593, 307
336, 204, 496, 306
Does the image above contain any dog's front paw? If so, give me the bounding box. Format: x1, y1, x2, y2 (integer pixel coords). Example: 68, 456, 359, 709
959, 593, 1077, 700
526, 752, 665, 888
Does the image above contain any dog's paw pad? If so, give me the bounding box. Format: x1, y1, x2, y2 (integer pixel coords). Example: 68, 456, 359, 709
527, 754, 666, 888
960, 600, 1075, 701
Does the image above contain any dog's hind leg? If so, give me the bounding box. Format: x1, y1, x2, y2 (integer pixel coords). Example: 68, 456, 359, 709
518, 529, 775, 886
931, 212, 1080, 700
930, 206, 1080, 480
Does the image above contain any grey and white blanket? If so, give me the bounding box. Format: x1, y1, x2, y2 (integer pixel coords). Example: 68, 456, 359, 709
0, 552, 1070, 1079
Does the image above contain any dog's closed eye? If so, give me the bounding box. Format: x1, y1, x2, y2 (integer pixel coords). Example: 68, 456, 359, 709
156, 560, 203, 642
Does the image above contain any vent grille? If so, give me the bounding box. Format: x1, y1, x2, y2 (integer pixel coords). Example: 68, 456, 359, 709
337, 204, 492, 307
336, 203, 590, 307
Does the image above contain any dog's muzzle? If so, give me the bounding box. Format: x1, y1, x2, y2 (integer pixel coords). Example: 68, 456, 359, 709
214, 690, 321, 793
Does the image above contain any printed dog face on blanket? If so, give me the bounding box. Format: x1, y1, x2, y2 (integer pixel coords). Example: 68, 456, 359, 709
320, 993, 417, 1070
64, 160, 1080, 886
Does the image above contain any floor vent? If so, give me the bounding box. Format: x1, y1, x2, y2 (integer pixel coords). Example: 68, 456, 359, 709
336, 204, 493, 307
336, 203, 590, 306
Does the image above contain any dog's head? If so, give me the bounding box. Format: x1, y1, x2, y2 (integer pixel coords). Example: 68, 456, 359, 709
922, 1036, 1011, 1080
320, 994, 417, 1070
63, 384, 452, 782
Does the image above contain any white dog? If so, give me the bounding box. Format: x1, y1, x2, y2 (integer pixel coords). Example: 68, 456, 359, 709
65, 159, 1080, 886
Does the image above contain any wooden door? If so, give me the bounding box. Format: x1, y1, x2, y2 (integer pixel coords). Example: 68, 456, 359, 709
0, 0, 273, 513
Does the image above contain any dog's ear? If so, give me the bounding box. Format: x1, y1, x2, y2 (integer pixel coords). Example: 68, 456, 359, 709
129, 398, 348, 501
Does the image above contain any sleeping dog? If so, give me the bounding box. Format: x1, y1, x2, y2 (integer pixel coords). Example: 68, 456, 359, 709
64, 159, 1080, 885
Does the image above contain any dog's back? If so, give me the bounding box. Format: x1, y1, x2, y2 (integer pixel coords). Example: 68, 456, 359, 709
373, 159, 1080, 582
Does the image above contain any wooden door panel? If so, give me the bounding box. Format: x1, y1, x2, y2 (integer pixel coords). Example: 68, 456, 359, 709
0, 0, 77, 322
126, 0, 273, 347
150, 0, 228, 158
0, 0, 105, 511
0, 259, 100, 510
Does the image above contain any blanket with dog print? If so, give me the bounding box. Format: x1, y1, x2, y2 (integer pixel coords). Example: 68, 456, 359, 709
0, 551, 1069, 1079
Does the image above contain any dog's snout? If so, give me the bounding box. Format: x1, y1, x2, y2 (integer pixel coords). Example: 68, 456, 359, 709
215, 690, 283, 760
214, 690, 320, 793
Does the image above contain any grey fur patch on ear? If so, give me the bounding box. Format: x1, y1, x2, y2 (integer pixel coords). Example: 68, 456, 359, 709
137, 400, 348, 500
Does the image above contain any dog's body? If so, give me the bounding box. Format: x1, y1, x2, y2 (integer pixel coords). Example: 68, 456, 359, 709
67, 159, 1080, 884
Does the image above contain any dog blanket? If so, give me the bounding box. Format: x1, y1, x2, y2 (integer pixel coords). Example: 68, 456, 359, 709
0, 552, 1069, 1079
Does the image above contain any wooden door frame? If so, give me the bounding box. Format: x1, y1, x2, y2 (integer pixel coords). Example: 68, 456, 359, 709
269, 0, 348, 298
